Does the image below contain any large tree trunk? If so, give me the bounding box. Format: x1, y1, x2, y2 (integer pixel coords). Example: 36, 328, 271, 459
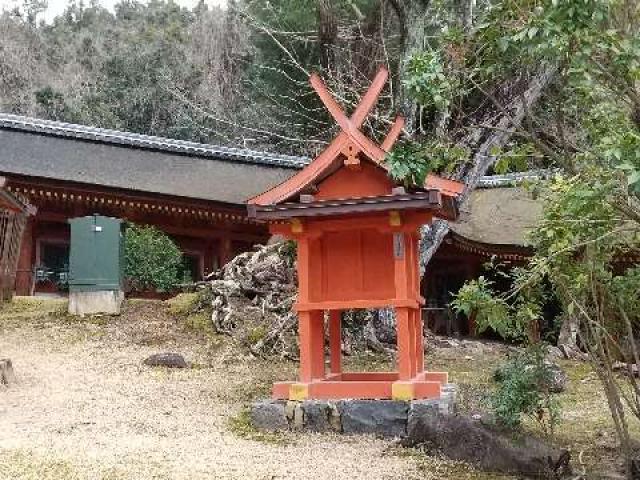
420, 65, 558, 271
318, 0, 338, 72
385, 0, 431, 134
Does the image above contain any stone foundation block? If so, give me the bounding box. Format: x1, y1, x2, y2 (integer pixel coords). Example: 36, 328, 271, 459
250, 389, 457, 438
68, 290, 124, 316
338, 400, 408, 437
250, 400, 288, 432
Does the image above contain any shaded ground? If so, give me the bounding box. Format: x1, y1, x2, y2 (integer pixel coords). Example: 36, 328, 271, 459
0, 297, 634, 479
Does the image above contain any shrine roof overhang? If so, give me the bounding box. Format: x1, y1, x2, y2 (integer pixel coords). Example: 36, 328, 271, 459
0, 113, 303, 205
4, 173, 260, 224
444, 231, 534, 262
248, 189, 458, 221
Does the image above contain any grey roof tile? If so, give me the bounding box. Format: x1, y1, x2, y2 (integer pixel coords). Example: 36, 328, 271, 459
0, 113, 310, 169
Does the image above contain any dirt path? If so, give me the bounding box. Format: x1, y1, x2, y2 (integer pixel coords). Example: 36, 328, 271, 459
0, 300, 443, 480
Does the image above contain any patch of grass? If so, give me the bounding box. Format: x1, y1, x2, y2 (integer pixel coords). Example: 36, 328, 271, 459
2, 296, 67, 314
0, 450, 83, 480
220, 359, 297, 403
546, 360, 638, 475
165, 292, 218, 337
227, 408, 292, 445
0, 297, 68, 327
343, 351, 395, 372
166, 292, 199, 316
183, 312, 215, 334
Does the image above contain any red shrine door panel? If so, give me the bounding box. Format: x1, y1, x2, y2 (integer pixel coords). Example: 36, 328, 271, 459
307, 227, 395, 302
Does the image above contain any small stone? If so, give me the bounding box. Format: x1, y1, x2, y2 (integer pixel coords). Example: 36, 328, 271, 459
328, 403, 342, 432
434, 337, 460, 348
143, 353, 188, 369
251, 400, 289, 432
285, 401, 298, 421
0, 358, 15, 386
292, 403, 304, 430
338, 400, 408, 438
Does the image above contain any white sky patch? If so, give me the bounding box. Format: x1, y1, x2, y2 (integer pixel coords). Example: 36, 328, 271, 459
0, 0, 227, 23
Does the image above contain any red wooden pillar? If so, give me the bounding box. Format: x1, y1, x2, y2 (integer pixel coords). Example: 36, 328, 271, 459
15, 217, 34, 296
220, 235, 233, 266
396, 307, 414, 380
298, 309, 325, 382
329, 310, 342, 374
413, 308, 425, 373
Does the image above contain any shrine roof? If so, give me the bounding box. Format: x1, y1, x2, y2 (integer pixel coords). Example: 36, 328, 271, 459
248, 189, 454, 220
451, 186, 542, 246
0, 113, 305, 205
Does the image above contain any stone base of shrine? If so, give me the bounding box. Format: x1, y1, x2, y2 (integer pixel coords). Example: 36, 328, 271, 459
272, 371, 449, 401
251, 384, 456, 437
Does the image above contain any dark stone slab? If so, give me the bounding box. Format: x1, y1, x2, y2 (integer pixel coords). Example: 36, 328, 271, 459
251, 400, 289, 432
143, 353, 188, 368
338, 400, 408, 437
403, 413, 571, 478
302, 401, 333, 433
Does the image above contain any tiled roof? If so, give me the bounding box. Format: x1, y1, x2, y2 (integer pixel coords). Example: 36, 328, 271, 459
0, 113, 310, 169
0, 113, 304, 204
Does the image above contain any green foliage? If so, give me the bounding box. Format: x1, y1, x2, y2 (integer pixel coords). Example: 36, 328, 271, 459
404, 50, 458, 111
491, 345, 561, 435
1, 0, 243, 143
451, 277, 526, 340
491, 143, 541, 175
384, 140, 468, 187
124, 224, 183, 292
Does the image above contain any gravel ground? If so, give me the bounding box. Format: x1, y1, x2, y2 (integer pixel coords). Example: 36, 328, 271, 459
0, 299, 467, 480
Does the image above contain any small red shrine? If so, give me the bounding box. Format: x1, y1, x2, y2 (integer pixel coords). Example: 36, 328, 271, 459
248, 68, 463, 401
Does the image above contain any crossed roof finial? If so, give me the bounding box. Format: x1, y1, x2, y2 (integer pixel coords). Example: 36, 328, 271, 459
309, 67, 405, 167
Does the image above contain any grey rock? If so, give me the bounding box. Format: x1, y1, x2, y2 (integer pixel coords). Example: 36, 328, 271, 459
302, 401, 333, 433
328, 403, 342, 432
408, 394, 458, 437
143, 352, 188, 369
545, 362, 568, 393
545, 346, 565, 361
285, 401, 297, 422
408, 400, 440, 438
251, 400, 289, 432
292, 403, 304, 430
338, 400, 408, 437
403, 413, 571, 478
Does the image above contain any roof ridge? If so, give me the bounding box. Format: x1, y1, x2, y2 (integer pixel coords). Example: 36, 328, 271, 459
0, 113, 310, 169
